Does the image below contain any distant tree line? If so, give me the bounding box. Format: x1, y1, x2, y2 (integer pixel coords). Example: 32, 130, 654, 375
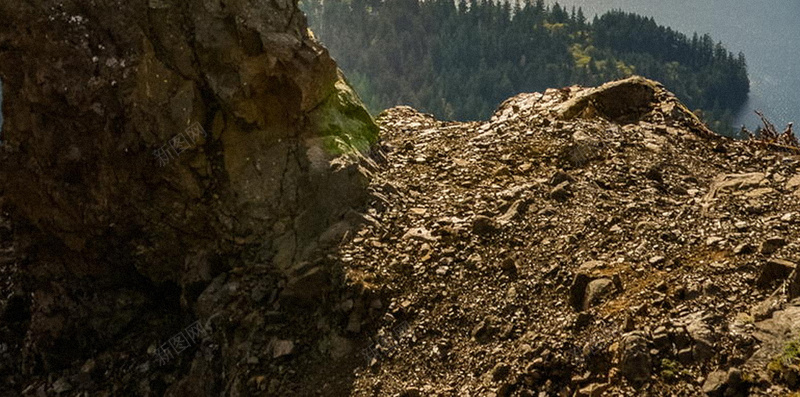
301, 0, 749, 136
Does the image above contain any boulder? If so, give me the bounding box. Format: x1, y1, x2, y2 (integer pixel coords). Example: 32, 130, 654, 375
760, 237, 787, 255
755, 259, 796, 288
703, 173, 766, 201
555, 76, 658, 123
618, 331, 652, 383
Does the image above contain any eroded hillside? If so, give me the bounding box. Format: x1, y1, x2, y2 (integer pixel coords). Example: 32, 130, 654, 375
340, 78, 800, 396
0, 8, 799, 393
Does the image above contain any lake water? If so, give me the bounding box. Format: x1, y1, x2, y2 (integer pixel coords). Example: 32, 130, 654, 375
551, 0, 800, 130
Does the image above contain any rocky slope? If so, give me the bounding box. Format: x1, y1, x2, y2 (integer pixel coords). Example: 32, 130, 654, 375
1, 4, 800, 393
4, 72, 800, 395
339, 77, 800, 397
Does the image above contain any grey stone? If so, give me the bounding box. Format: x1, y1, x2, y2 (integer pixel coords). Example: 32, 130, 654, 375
272, 339, 295, 358
701, 368, 746, 397
52, 378, 72, 394
569, 273, 593, 311
402, 227, 438, 242
582, 278, 614, 310
676, 347, 694, 364
618, 331, 651, 383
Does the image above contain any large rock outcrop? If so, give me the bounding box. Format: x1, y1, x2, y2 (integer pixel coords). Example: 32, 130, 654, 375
0, 0, 376, 375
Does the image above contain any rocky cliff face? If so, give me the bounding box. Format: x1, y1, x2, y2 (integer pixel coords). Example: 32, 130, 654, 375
0, 0, 376, 386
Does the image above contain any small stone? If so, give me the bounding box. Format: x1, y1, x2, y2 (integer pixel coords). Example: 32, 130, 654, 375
493, 165, 511, 177
52, 378, 72, 394
750, 295, 782, 321
734, 221, 748, 231
582, 278, 614, 310
692, 338, 715, 362
402, 227, 438, 242
272, 339, 295, 358
577, 383, 610, 397
652, 327, 670, 351
648, 256, 665, 266
569, 273, 593, 311
756, 259, 796, 288
618, 331, 651, 383
500, 257, 518, 274
760, 237, 787, 255
549, 181, 571, 202
466, 253, 482, 269
671, 185, 688, 195
706, 236, 724, 247
702, 370, 728, 396
496, 199, 528, 225
676, 347, 694, 364
472, 216, 498, 235
491, 362, 511, 381
340, 299, 354, 312
496, 383, 513, 397
787, 174, 800, 190
80, 359, 97, 374
623, 316, 635, 332
733, 243, 754, 255
400, 387, 421, 397
346, 311, 361, 334
549, 170, 575, 186
472, 319, 492, 342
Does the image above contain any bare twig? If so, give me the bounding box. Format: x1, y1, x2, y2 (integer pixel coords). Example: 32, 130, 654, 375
743, 110, 799, 148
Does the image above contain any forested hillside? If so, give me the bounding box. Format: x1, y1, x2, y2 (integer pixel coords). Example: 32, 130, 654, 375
301, 0, 750, 135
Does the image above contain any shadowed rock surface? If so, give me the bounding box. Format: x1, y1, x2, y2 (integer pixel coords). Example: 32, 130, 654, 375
0, 0, 376, 393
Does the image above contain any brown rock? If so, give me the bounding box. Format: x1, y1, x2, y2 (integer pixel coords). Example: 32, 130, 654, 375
760, 237, 787, 255
473, 215, 498, 235
618, 331, 652, 383
755, 259, 796, 288
550, 181, 571, 202
549, 170, 575, 186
